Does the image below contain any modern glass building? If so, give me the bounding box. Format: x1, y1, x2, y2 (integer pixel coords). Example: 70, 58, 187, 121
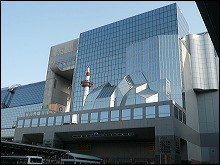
72, 3, 188, 111
2, 3, 219, 164
1, 81, 45, 141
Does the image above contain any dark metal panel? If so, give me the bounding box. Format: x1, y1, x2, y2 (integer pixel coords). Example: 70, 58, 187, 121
196, 1, 219, 56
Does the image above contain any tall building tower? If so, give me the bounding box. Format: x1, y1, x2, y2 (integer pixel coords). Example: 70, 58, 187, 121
80, 67, 94, 106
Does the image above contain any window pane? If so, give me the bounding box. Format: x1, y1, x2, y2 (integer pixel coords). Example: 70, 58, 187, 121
111, 110, 119, 121
64, 115, 70, 124
90, 112, 98, 123
48, 117, 54, 126
31, 118, 38, 127
55, 116, 62, 125
133, 107, 143, 119
183, 112, 186, 124
158, 105, 170, 117
17, 120, 23, 128
72, 114, 79, 124
100, 111, 108, 122
39, 117, 46, 126
81, 113, 88, 123
24, 119, 31, 127
122, 109, 130, 120
174, 106, 178, 119
146, 106, 155, 118
179, 109, 182, 122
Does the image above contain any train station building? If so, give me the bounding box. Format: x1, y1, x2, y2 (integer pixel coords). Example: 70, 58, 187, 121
1, 3, 219, 164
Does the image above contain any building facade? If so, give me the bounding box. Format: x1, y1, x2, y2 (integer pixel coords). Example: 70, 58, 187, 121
2, 3, 219, 164
72, 3, 188, 111
1, 81, 45, 141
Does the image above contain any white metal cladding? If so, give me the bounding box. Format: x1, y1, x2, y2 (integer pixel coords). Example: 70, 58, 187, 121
187, 33, 218, 90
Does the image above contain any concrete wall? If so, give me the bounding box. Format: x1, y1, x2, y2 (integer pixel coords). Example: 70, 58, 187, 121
180, 40, 200, 133
197, 91, 219, 134
197, 91, 219, 163
43, 39, 79, 107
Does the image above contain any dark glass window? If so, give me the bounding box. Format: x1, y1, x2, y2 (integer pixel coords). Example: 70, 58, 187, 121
174, 106, 178, 119
183, 112, 186, 124
178, 109, 182, 122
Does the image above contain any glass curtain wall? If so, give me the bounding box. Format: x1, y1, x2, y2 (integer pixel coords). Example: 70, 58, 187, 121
72, 3, 189, 111
126, 35, 183, 106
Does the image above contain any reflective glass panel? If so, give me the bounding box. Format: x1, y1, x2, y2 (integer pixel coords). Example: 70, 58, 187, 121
63, 115, 70, 124
90, 112, 98, 123
133, 107, 143, 119
97, 86, 117, 98
31, 118, 38, 127
72, 114, 79, 124
146, 106, 155, 118
24, 119, 31, 127
3, 81, 45, 108
81, 113, 88, 123
122, 109, 131, 120
39, 117, 46, 126
100, 111, 108, 122
1, 103, 42, 138
158, 105, 170, 117
17, 120, 23, 128
48, 117, 54, 126
55, 116, 62, 125
111, 110, 119, 121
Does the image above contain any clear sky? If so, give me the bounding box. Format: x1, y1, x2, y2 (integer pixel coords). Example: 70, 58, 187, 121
1, 1, 207, 88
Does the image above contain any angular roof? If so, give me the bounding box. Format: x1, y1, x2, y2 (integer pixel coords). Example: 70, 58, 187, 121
1, 81, 45, 108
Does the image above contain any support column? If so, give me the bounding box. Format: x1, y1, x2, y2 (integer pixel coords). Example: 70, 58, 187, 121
155, 135, 181, 164
155, 118, 181, 164
43, 130, 63, 149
